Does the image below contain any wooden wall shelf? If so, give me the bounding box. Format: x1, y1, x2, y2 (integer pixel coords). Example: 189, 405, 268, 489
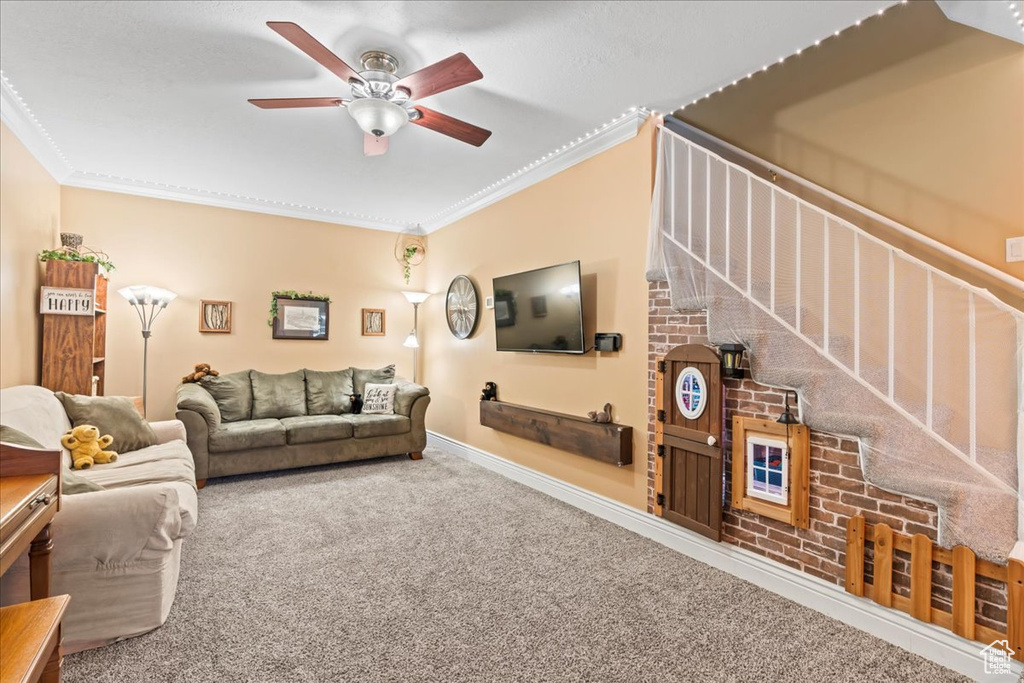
479, 400, 632, 466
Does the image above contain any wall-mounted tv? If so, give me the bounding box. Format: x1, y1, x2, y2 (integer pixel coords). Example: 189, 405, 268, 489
493, 260, 585, 354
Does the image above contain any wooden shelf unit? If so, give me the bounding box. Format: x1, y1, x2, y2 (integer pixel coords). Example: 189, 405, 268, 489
479, 400, 633, 466
41, 260, 109, 396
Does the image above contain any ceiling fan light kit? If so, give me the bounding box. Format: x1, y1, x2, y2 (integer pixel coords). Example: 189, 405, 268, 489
250, 23, 490, 156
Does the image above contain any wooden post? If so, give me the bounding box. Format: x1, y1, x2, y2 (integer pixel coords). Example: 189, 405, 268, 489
872, 523, 893, 608
951, 546, 976, 640
1008, 559, 1024, 662
845, 515, 865, 597
654, 357, 665, 516
910, 533, 933, 622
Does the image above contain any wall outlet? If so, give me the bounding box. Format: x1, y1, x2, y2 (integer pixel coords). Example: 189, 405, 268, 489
1007, 237, 1024, 263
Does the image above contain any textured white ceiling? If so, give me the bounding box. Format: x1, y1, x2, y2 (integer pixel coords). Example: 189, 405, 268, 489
0, 0, 893, 230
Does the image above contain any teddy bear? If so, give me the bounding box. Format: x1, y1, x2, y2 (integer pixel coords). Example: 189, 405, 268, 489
60, 424, 118, 470
182, 363, 220, 384
480, 382, 498, 402
349, 394, 364, 415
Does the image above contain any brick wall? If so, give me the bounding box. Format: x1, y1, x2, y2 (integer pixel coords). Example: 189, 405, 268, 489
646, 280, 1007, 633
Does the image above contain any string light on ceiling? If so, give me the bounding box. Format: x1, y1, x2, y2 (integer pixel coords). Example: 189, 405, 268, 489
675, 1, 911, 114
1010, 2, 1024, 29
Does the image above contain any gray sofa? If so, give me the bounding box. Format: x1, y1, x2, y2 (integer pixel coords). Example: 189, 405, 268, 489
175, 367, 429, 485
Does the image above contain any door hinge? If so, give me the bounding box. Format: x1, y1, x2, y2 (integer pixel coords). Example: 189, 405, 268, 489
656, 493, 665, 506
657, 409, 666, 423
657, 360, 666, 373
657, 444, 665, 457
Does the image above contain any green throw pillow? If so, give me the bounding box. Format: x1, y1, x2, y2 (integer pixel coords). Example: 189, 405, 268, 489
251, 370, 307, 419
0, 425, 105, 495
55, 393, 157, 453
304, 368, 354, 415
199, 371, 253, 422
352, 364, 395, 396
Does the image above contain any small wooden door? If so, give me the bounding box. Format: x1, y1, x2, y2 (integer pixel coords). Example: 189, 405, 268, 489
654, 344, 723, 541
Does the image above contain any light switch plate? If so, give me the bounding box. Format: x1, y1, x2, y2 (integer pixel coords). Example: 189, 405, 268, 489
484, 295, 494, 310
1007, 237, 1024, 263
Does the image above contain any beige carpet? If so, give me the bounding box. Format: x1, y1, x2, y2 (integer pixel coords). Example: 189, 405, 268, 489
63, 448, 966, 682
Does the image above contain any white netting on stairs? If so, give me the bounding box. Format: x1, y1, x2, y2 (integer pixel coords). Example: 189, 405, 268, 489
647, 125, 1024, 562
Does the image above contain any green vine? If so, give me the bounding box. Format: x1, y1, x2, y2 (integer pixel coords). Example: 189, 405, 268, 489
267, 290, 331, 327
39, 249, 116, 272
402, 246, 420, 284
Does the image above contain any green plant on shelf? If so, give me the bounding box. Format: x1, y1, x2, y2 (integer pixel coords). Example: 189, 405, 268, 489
267, 290, 331, 327
39, 249, 116, 272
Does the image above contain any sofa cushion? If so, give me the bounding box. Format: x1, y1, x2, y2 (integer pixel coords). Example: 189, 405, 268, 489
0, 425, 104, 495
362, 383, 397, 415
352, 364, 395, 396
0, 385, 72, 451
56, 393, 157, 453
304, 369, 354, 415
209, 419, 286, 453
199, 371, 252, 422
77, 439, 195, 490
345, 414, 411, 439
251, 370, 307, 420
280, 415, 354, 445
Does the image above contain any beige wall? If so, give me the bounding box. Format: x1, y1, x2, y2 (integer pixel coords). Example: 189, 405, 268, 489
60, 187, 424, 420
676, 0, 1024, 283
0, 122, 60, 388
421, 122, 655, 509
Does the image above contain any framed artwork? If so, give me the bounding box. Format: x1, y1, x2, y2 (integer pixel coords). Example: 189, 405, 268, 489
272, 297, 329, 340
199, 300, 232, 333
362, 308, 386, 336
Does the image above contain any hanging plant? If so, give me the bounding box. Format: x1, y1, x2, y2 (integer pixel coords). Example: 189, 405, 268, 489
39, 248, 116, 272
394, 230, 426, 284
267, 290, 331, 327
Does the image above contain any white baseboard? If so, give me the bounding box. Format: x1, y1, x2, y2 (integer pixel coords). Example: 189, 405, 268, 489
427, 431, 1021, 682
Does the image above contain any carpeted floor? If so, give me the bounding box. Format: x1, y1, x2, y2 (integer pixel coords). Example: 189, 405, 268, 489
63, 448, 966, 682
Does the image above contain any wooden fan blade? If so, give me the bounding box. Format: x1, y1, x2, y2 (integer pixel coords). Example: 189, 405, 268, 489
394, 53, 482, 100
248, 97, 346, 109
267, 22, 365, 85
364, 134, 388, 157
411, 106, 491, 147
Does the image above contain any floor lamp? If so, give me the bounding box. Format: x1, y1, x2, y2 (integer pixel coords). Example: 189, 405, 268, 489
402, 291, 430, 384
118, 285, 177, 417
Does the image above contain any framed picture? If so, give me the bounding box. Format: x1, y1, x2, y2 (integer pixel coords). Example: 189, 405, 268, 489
273, 297, 329, 340
362, 308, 386, 336
199, 300, 232, 333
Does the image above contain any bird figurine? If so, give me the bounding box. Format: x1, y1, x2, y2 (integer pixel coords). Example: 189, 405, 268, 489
588, 403, 613, 423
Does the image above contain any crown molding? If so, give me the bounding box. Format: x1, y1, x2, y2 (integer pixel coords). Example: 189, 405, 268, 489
59, 171, 412, 233
0, 75, 74, 183
2, 69, 647, 233
421, 109, 648, 233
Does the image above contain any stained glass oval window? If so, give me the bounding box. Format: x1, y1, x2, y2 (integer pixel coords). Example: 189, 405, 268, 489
674, 366, 707, 420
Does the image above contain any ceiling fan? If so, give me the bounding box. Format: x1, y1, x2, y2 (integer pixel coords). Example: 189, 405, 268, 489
249, 22, 491, 157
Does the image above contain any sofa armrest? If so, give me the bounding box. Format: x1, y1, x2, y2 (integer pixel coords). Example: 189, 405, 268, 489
175, 383, 221, 431
52, 483, 197, 569
174, 410, 210, 482
149, 419, 186, 445
393, 379, 429, 417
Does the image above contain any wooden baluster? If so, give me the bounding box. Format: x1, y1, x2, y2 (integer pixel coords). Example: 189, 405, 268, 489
910, 533, 933, 622
951, 546, 976, 640
1009, 559, 1024, 662
846, 516, 865, 596
872, 523, 893, 607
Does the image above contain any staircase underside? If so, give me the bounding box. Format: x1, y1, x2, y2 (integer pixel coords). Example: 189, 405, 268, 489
659, 244, 1019, 562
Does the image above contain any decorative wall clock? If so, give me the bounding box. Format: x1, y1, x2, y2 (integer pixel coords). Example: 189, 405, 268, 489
446, 275, 479, 339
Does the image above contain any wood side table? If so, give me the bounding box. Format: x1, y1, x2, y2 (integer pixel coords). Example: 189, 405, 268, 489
0, 596, 70, 683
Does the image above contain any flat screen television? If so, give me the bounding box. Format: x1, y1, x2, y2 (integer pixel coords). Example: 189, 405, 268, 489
493, 260, 585, 354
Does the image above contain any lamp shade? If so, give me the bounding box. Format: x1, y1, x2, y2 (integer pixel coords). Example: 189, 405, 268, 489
403, 331, 420, 348
402, 291, 431, 304
118, 285, 177, 307
347, 97, 408, 138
